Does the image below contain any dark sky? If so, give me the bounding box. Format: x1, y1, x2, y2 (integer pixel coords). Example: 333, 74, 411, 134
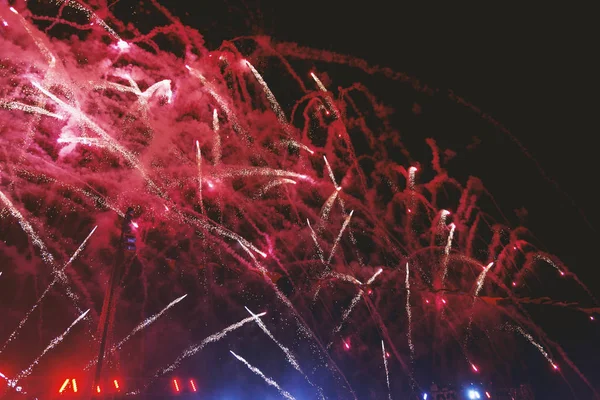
159, 1, 599, 398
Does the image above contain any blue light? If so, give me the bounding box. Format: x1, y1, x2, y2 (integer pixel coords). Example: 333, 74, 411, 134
423, 394, 428, 400
468, 389, 481, 399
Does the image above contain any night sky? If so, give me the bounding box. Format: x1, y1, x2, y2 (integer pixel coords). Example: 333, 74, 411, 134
169, 1, 600, 398
2, 1, 598, 398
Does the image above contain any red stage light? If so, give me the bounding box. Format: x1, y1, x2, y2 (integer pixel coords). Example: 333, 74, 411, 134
173, 378, 180, 392
190, 379, 197, 392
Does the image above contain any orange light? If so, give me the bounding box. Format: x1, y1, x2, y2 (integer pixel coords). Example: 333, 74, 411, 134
58, 378, 70, 393
71, 379, 78, 393
173, 379, 180, 392
114, 379, 120, 390
190, 379, 197, 392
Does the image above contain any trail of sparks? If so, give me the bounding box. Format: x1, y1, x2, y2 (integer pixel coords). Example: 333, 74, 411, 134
381, 340, 392, 400
0, 226, 97, 355
326, 210, 354, 265
245, 60, 294, 137
441, 223, 456, 285
112, 294, 187, 351
255, 178, 297, 198
230, 350, 297, 400
475, 262, 494, 297
1, 101, 64, 119
83, 294, 188, 370
327, 268, 382, 348
513, 325, 558, 370
196, 140, 205, 214
14, 309, 89, 383
212, 108, 221, 166
323, 156, 340, 189
151, 313, 266, 381
0, 189, 56, 265
245, 307, 325, 400
406, 263, 414, 363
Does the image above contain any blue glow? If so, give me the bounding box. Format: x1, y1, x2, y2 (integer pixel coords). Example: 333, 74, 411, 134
423, 394, 428, 400
468, 389, 481, 399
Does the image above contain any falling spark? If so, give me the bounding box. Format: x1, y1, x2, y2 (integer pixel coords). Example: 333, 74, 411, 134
382, 340, 392, 400
245, 307, 325, 400
366, 268, 383, 285
230, 350, 297, 400
15, 309, 90, 382
0, 226, 97, 355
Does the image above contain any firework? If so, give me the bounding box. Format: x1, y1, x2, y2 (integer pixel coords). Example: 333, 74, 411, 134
0, 1, 597, 399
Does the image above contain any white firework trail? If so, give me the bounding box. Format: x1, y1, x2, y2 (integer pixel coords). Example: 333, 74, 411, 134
317, 189, 340, 232
307, 219, 325, 264
438, 209, 450, 230
406, 263, 414, 361
245, 307, 325, 400
218, 166, 311, 182
0, 189, 55, 266
57, 137, 104, 147
309, 72, 337, 117
381, 340, 392, 400
474, 262, 494, 297
325, 271, 362, 286
326, 210, 354, 265
112, 294, 187, 351
366, 268, 383, 285
326, 290, 363, 349
153, 313, 266, 378
408, 166, 417, 191
255, 178, 297, 199
440, 223, 456, 285
55, 0, 125, 44
1, 101, 64, 119
0, 226, 97, 355
212, 108, 221, 166
31, 81, 165, 197
15, 309, 89, 383
323, 156, 340, 189
185, 65, 245, 136
280, 139, 315, 155
327, 268, 382, 348
245, 61, 294, 137
196, 140, 205, 214
237, 241, 358, 400
83, 294, 188, 370
230, 350, 297, 400
513, 325, 558, 370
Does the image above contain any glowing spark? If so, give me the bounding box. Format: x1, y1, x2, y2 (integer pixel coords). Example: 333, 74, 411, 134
366, 268, 383, 285
196, 140, 205, 214
230, 351, 297, 400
